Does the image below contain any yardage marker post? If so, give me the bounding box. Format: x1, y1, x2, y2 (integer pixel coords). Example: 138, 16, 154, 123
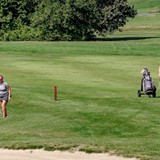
54, 86, 58, 101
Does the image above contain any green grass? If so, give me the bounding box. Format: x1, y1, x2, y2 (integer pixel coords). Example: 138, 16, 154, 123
110, 0, 160, 39
0, 1, 160, 160
128, 0, 160, 13
0, 38, 160, 160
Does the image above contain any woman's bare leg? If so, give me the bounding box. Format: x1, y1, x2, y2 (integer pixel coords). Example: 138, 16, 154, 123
1, 100, 7, 118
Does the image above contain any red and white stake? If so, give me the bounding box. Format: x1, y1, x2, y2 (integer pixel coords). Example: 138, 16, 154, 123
54, 86, 58, 101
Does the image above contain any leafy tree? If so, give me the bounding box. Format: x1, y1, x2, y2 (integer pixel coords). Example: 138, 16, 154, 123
96, 0, 137, 35
0, 0, 41, 40
32, 0, 137, 40
0, 0, 137, 41
31, 0, 97, 40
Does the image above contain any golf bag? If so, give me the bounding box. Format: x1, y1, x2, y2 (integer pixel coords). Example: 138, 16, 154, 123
138, 68, 156, 97
143, 75, 154, 93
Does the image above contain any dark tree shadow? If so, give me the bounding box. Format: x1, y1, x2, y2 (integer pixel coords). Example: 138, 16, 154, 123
93, 36, 159, 41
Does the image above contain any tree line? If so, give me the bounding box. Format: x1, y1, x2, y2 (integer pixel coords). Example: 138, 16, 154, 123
0, 0, 137, 41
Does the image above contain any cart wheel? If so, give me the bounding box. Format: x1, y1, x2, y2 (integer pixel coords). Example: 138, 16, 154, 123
137, 90, 141, 97
153, 91, 156, 98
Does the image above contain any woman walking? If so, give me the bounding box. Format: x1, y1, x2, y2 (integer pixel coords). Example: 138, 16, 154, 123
0, 75, 11, 118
